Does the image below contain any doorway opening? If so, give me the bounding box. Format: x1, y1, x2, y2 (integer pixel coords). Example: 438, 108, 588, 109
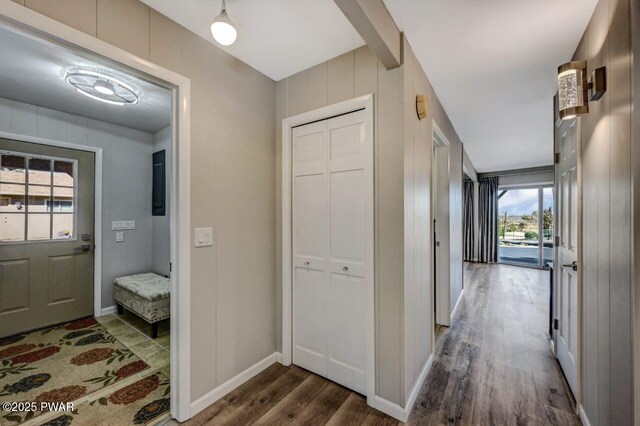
432, 124, 450, 328
498, 186, 554, 268
0, 19, 182, 425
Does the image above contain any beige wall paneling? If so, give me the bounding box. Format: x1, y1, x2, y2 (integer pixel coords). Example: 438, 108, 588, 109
149, 9, 182, 74
403, 42, 417, 401
606, 0, 632, 423
96, 0, 150, 60
575, 0, 633, 424
327, 51, 355, 104
307, 62, 328, 111
375, 55, 404, 405
24, 0, 96, 36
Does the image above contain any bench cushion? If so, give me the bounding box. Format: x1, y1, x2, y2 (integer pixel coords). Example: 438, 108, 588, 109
113, 273, 170, 323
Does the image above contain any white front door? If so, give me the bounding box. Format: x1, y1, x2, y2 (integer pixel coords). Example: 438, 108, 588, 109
555, 118, 579, 397
292, 109, 370, 395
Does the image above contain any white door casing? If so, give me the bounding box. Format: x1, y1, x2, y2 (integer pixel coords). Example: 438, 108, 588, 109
292, 109, 369, 395
555, 118, 580, 398
282, 94, 374, 405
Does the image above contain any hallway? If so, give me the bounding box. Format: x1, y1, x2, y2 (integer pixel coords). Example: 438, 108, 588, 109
408, 263, 579, 425
176, 263, 579, 425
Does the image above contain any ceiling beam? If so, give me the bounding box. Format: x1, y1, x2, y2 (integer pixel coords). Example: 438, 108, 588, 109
334, 0, 402, 69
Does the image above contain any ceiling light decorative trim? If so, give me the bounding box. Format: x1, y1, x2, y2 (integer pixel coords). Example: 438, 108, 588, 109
64, 68, 140, 106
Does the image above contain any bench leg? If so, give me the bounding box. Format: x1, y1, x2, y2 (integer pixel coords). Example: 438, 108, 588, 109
151, 322, 158, 339
116, 304, 123, 315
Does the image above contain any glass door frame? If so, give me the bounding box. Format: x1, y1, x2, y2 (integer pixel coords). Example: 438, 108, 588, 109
498, 184, 554, 269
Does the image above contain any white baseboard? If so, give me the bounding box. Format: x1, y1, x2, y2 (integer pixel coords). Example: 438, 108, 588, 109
450, 289, 465, 322
374, 353, 434, 422
578, 404, 591, 426
99, 306, 117, 316
374, 396, 407, 422
190, 352, 280, 417
405, 354, 434, 419
275, 352, 283, 364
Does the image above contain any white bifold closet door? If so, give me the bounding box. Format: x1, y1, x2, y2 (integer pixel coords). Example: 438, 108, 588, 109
292, 109, 370, 395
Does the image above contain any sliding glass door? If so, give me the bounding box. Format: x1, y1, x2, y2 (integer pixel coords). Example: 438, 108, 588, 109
498, 186, 553, 267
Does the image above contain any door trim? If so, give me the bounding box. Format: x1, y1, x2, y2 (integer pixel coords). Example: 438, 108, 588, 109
0, 3, 192, 421
281, 94, 375, 405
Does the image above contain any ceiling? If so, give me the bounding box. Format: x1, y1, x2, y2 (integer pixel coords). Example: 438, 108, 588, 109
384, 0, 598, 173
141, 0, 365, 81
0, 26, 171, 133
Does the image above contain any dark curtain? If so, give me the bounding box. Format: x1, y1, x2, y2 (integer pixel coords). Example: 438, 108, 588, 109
463, 179, 475, 261
478, 176, 499, 263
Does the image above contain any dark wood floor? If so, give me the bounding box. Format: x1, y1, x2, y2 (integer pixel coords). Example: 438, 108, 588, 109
177, 263, 580, 425
407, 263, 580, 425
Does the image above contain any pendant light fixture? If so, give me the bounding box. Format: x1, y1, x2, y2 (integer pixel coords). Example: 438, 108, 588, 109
211, 0, 237, 46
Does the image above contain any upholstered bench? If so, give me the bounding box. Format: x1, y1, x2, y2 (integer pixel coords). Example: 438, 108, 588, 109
113, 273, 170, 338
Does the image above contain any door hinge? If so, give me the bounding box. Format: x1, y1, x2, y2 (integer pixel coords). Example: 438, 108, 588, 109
553, 319, 559, 330
555, 236, 560, 247
555, 152, 560, 164
169, 262, 172, 272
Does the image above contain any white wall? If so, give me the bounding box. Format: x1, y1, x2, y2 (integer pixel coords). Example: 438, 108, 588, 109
152, 126, 171, 277
0, 97, 160, 309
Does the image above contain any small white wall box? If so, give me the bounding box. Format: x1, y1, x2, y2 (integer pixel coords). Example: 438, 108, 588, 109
112, 220, 136, 230
116, 232, 124, 242
194, 227, 213, 247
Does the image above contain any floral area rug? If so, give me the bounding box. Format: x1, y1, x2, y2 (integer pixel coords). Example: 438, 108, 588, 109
41, 372, 170, 426
0, 318, 150, 425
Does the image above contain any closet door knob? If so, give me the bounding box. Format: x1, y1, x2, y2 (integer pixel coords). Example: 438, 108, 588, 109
343, 266, 349, 272
304, 261, 310, 266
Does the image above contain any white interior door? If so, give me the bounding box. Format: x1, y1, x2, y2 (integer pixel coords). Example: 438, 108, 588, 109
292, 109, 370, 395
555, 118, 579, 397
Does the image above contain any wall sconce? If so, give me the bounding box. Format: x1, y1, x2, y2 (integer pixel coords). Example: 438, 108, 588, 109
557, 60, 606, 120
416, 94, 428, 120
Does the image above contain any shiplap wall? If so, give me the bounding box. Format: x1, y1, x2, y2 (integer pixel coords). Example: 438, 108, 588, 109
0, 97, 155, 309
403, 40, 465, 400
8, 0, 277, 403
573, 0, 633, 424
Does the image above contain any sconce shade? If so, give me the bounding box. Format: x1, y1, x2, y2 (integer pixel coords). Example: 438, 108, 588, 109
558, 61, 588, 120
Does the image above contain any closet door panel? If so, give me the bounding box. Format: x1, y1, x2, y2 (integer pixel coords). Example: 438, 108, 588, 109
326, 110, 368, 392
293, 267, 327, 375
292, 121, 328, 377
328, 272, 366, 393
329, 169, 365, 263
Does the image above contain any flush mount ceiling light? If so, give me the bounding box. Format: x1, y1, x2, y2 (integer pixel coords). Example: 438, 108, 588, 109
557, 61, 606, 120
65, 69, 139, 106
211, 0, 237, 46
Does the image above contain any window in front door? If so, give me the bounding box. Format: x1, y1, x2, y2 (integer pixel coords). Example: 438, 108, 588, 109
0, 150, 77, 243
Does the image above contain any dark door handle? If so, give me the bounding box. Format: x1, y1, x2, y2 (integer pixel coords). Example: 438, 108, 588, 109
562, 261, 577, 271
75, 244, 91, 252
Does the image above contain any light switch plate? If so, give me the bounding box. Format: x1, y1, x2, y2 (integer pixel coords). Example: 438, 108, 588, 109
194, 227, 213, 248
112, 221, 136, 230
116, 232, 124, 243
